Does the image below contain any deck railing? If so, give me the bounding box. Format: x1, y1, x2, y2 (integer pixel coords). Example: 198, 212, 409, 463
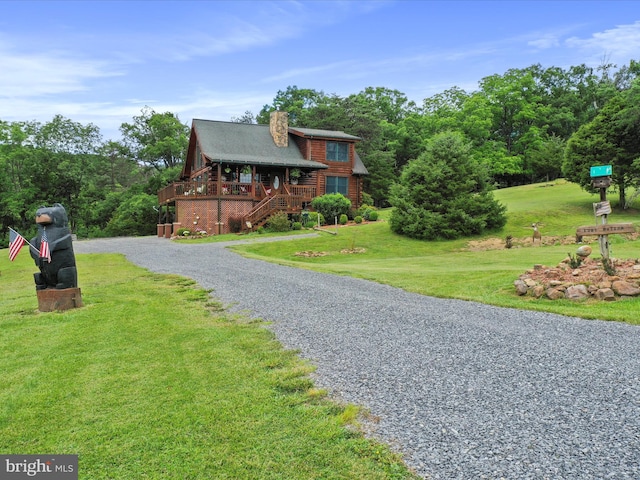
159, 181, 317, 204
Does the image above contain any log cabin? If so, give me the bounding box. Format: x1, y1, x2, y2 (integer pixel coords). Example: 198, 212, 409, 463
157, 111, 368, 236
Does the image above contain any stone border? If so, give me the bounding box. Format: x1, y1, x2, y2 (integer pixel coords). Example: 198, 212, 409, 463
515, 258, 640, 301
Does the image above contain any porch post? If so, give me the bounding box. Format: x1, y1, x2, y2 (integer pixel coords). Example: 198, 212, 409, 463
217, 163, 222, 235
252, 165, 256, 199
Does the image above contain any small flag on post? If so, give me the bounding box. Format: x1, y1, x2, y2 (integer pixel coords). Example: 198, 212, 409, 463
9, 228, 26, 261
40, 228, 51, 263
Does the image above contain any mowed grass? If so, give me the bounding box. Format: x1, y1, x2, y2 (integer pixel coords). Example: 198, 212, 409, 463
0, 253, 417, 479
231, 180, 640, 324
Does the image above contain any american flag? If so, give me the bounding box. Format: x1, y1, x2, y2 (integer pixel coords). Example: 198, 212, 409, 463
40, 228, 51, 263
9, 228, 26, 262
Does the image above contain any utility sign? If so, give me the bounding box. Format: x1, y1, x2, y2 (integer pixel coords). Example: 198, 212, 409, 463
590, 165, 612, 177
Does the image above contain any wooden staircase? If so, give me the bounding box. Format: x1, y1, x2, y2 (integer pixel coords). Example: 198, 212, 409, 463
243, 184, 316, 230
243, 190, 307, 229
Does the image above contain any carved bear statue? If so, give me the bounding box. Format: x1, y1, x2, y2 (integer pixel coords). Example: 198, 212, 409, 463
30, 203, 78, 290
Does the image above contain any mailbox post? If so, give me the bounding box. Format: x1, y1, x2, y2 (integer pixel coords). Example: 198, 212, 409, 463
589, 165, 612, 259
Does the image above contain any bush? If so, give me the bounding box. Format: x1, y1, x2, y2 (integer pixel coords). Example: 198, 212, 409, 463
292, 222, 302, 230
357, 204, 378, 221
304, 221, 317, 229
266, 211, 290, 232
311, 193, 351, 224
367, 210, 379, 221
256, 226, 265, 234
228, 216, 243, 233
339, 214, 348, 225
176, 227, 191, 236
306, 211, 325, 226
354, 216, 363, 224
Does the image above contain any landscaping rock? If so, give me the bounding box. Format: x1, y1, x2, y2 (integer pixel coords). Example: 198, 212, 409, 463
531, 285, 545, 298
546, 288, 565, 300
565, 284, 589, 300
576, 245, 592, 257
514, 279, 528, 296
611, 280, 640, 297
595, 288, 616, 301
516, 257, 640, 301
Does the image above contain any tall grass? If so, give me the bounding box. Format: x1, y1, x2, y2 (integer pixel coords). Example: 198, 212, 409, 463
0, 253, 416, 479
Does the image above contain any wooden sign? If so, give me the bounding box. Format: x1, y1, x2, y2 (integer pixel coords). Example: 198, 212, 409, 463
576, 223, 635, 236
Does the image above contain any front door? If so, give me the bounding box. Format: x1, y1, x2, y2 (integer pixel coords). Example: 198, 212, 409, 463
271, 173, 281, 194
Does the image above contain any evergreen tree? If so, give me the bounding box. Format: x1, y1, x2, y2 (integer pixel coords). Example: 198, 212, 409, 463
389, 132, 506, 240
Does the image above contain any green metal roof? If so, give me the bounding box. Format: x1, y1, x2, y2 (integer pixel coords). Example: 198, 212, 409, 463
353, 151, 369, 175
193, 119, 328, 169
289, 127, 361, 141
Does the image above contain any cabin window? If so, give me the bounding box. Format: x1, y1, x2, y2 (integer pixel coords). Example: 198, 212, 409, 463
325, 176, 348, 196
326, 142, 349, 162
195, 145, 202, 169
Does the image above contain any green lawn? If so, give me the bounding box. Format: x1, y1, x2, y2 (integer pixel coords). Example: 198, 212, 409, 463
0, 253, 416, 479
3, 179, 638, 478
230, 180, 640, 324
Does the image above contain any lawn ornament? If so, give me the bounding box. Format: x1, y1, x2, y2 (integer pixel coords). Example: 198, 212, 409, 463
532, 222, 542, 244
30, 203, 78, 290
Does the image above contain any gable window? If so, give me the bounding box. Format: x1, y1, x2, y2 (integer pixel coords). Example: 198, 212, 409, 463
325, 176, 348, 196
326, 142, 349, 162
195, 145, 202, 169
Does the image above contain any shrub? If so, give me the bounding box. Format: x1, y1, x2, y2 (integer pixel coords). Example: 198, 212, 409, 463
176, 227, 191, 236
228, 216, 243, 233
292, 222, 302, 230
567, 252, 582, 268
311, 193, 351, 224
339, 214, 348, 225
256, 226, 265, 234
367, 210, 379, 221
354, 215, 363, 224
304, 221, 317, 229
266, 211, 290, 232
357, 204, 378, 221
306, 211, 325, 226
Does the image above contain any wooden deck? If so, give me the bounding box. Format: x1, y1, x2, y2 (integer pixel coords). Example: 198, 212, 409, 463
159, 181, 316, 205
159, 181, 317, 230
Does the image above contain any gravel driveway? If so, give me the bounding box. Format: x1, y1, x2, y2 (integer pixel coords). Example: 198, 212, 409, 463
74, 235, 640, 479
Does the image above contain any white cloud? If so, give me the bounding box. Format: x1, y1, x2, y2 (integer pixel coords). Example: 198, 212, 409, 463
566, 20, 640, 60
0, 46, 122, 98
528, 34, 561, 50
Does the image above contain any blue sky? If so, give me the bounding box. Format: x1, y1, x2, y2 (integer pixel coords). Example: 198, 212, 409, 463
1, 0, 639, 141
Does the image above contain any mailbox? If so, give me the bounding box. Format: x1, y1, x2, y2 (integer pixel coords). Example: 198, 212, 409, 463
591, 177, 611, 188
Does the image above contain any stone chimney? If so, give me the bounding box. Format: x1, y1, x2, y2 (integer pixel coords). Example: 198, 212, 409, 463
269, 111, 288, 147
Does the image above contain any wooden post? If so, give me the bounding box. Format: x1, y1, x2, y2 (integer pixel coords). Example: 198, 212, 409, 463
589, 166, 613, 260
598, 187, 610, 259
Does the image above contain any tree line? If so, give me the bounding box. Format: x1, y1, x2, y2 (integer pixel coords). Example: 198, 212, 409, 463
0, 107, 189, 246
2, 60, 639, 246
